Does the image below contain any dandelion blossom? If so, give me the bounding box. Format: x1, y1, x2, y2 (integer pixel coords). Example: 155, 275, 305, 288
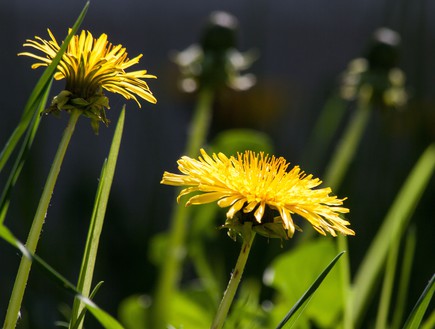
161, 149, 354, 239
19, 29, 156, 131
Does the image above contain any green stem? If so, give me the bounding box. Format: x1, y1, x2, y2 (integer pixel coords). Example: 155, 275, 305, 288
3, 110, 81, 329
151, 87, 214, 328
323, 85, 372, 189
211, 223, 256, 329
185, 87, 214, 157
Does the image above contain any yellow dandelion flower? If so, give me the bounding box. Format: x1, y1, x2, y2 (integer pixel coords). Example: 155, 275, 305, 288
19, 29, 156, 131
161, 149, 354, 239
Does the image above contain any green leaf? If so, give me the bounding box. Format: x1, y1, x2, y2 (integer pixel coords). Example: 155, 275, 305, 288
0, 1, 89, 172
118, 295, 150, 329
402, 274, 435, 329
169, 288, 214, 329
265, 239, 344, 328
352, 143, 435, 325
274, 248, 345, 329
210, 129, 274, 156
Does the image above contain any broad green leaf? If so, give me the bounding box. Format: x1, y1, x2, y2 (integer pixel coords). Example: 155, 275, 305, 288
352, 143, 435, 325
274, 248, 345, 329
265, 239, 344, 328
402, 274, 435, 329
0, 1, 89, 172
210, 129, 274, 156
169, 288, 214, 329
118, 295, 150, 329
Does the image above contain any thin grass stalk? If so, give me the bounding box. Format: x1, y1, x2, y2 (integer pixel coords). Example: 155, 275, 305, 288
151, 87, 214, 328
3, 109, 81, 329
69, 108, 125, 329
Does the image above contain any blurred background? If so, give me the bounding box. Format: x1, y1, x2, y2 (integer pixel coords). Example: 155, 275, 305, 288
0, 0, 434, 328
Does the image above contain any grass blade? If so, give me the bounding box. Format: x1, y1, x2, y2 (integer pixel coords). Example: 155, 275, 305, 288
402, 274, 435, 329
70, 107, 125, 328
0, 80, 51, 225
78, 296, 125, 329
0, 224, 125, 329
275, 251, 345, 329
352, 143, 435, 325
0, 1, 89, 172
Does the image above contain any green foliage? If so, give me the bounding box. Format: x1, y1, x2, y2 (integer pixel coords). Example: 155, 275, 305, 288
265, 239, 344, 328
351, 143, 435, 325
402, 274, 435, 329
1, 3, 434, 329
0, 224, 125, 329
210, 129, 274, 155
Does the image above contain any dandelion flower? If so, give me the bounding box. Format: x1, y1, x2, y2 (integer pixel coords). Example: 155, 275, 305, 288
19, 29, 156, 131
161, 149, 354, 239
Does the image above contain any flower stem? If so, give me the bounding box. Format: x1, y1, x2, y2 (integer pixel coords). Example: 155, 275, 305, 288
3, 110, 80, 329
211, 223, 256, 329
185, 87, 214, 157
151, 87, 214, 328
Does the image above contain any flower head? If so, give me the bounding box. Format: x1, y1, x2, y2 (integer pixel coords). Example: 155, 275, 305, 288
19, 29, 157, 131
161, 149, 354, 239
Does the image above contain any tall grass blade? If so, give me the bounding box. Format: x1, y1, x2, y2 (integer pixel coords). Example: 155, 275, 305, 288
402, 274, 435, 329
0, 80, 51, 225
391, 227, 416, 329
0, 1, 89, 172
275, 251, 345, 329
70, 107, 125, 329
374, 224, 400, 329
0, 224, 125, 329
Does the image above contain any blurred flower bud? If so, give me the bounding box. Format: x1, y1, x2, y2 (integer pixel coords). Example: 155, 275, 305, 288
172, 11, 257, 92
339, 27, 407, 109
